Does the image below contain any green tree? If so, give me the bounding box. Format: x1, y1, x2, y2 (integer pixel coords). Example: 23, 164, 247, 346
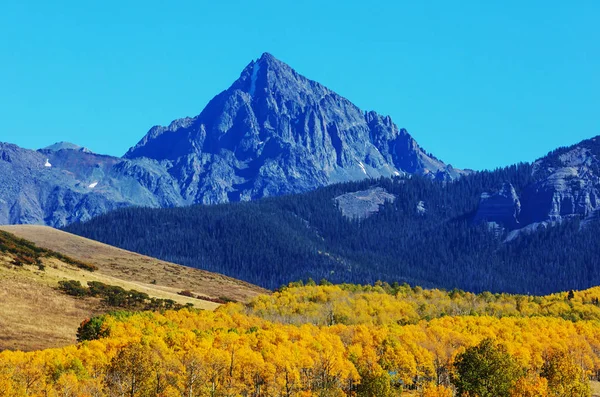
58, 280, 89, 297
355, 372, 399, 397
77, 316, 109, 342
452, 338, 522, 397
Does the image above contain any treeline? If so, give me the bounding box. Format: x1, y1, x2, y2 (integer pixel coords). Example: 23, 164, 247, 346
0, 230, 96, 271
58, 280, 192, 311
65, 162, 600, 294
1, 283, 599, 396
248, 283, 600, 325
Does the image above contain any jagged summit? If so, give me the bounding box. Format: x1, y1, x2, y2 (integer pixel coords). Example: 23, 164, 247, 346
235, 52, 312, 98
245, 52, 289, 73
249, 52, 287, 71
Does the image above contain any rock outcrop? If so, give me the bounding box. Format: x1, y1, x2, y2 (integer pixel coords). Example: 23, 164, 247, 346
43, 141, 92, 153
335, 187, 396, 220
473, 183, 521, 229
474, 137, 600, 234
521, 143, 600, 224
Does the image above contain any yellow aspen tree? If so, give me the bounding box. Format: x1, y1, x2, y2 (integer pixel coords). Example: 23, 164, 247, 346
511, 374, 549, 397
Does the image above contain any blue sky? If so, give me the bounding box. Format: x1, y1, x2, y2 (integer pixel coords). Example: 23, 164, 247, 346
1, 1, 598, 170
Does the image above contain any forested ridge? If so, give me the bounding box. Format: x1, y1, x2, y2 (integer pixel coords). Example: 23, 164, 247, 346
2, 283, 600, 396
65, 161, 600, 294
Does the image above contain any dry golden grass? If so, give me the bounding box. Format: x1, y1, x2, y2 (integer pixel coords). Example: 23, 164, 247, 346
0, 226, 267, 352
0, 260, 103, 351
0, 255, 216, 351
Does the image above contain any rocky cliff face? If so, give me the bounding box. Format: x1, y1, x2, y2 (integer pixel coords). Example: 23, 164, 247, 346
474, 137, 600, 234
521, 142, 600, 224
0, 53, 462, 226
473, 183, 521, 229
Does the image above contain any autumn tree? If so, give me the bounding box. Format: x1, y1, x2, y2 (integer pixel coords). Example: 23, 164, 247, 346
5, 285, 600, 396
511, 373, 549, 397
77, 316, 109, 342
541, 350, 591, 397
421, 382, 452, 397
105, 343, 155, 397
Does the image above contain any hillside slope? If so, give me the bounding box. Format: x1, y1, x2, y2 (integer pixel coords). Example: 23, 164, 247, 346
0, 226, 264, 351
0, 225, 264, 303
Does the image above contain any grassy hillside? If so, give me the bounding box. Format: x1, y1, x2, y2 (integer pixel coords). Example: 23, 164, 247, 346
0, 227, 265, 351
2, 283, 600, 396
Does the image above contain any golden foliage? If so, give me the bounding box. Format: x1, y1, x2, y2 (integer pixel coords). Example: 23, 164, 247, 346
1, 284, 599, 396
421, 383, 453, 397
511, 373, 549, 397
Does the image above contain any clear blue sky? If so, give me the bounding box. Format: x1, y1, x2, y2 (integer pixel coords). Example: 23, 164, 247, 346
1, 1, 598, 170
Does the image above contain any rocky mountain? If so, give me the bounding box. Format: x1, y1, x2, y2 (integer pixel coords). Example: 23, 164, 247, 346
124, 53, 463, 203
0, 53, 463, 226
473, 136, 600, 235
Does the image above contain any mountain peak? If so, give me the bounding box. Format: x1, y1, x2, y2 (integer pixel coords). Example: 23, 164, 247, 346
236, 52, 301, 98
243, 52, 287, 72
258, 52, 278, 64
253, 52, 288, 70
125, 53, 463, 202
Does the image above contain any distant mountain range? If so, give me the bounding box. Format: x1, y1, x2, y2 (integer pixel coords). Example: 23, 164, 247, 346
0, 53, 464, 227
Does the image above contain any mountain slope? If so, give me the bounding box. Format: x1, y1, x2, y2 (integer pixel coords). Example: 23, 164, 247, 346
0, 225, 264, 302
43, 141, 91, 153
0, 53, 462, 226
0, 143, 187, 226
65, 136, 600, 294
0, 226, 265, 350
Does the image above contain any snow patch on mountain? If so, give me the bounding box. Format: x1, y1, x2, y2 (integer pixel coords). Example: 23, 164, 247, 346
358, 162, 367, 175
